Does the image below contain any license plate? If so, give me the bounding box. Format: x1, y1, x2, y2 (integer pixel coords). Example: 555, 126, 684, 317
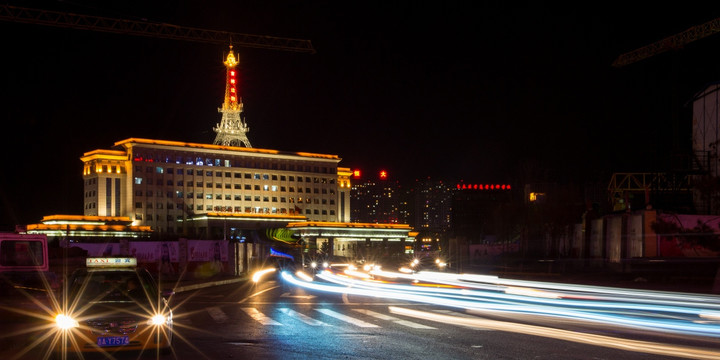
97, 336, 129, 347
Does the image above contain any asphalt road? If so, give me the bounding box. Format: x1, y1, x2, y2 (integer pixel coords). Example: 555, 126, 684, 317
2, 272, 719, 360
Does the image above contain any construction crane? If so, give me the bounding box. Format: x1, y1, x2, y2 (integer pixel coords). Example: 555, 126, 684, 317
0, 4, 316, 54
612, 16, 720, 67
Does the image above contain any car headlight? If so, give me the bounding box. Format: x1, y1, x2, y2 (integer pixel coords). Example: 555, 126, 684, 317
148, 314, 167, 326
55, 314, 79, 330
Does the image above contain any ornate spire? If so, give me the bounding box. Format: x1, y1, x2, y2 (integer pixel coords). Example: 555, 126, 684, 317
213, 45, 252, 147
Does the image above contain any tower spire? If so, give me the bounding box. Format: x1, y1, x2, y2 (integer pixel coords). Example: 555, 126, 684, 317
213, 45, 252, 147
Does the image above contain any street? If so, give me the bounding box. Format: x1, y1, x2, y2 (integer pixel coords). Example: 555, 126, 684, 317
2, 269, 720, 360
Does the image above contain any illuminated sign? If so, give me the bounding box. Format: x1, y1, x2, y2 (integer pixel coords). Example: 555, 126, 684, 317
353, 169, 361, 179
379, 170, 387, 179
86, 257, 138, 267
456, 184, 512, 190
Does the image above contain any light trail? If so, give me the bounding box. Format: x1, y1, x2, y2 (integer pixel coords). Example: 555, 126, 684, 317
280, 270, 720, 338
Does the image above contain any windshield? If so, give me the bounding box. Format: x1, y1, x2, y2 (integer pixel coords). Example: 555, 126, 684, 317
69, 269, 157, 304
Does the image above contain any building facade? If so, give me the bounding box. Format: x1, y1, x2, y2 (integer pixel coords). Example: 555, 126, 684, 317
81, 138, 352, 236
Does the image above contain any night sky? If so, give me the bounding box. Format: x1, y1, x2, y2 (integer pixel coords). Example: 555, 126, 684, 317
2, 1, 720, 229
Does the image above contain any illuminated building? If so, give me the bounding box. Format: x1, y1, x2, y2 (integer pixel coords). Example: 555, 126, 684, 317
81, 139, 353, 236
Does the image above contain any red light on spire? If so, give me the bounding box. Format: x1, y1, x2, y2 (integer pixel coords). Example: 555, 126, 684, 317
353, 169, 361, 179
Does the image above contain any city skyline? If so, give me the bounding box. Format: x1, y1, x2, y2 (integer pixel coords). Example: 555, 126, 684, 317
2, 2, 720, 229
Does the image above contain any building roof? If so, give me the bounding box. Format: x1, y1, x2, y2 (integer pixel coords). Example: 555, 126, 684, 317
112, 138, 341, 162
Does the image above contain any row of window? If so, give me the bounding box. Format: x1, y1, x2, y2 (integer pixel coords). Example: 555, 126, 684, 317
138, 167, 335, 183
134, 195, 335, 208
133, 189, 335, 201
133, 153, 335, 174
133, 180, 334, 194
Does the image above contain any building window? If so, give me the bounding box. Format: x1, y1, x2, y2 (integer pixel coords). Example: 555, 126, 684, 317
135, 202, 142, 208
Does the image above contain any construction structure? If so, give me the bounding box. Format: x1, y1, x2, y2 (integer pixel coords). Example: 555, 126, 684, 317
0, 4, 316, 53
612, 16, 720, 68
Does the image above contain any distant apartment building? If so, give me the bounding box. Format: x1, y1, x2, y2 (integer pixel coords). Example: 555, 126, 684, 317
451, 182, 516, 243
350, 179, 408, 224
409, 179, 453, 247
